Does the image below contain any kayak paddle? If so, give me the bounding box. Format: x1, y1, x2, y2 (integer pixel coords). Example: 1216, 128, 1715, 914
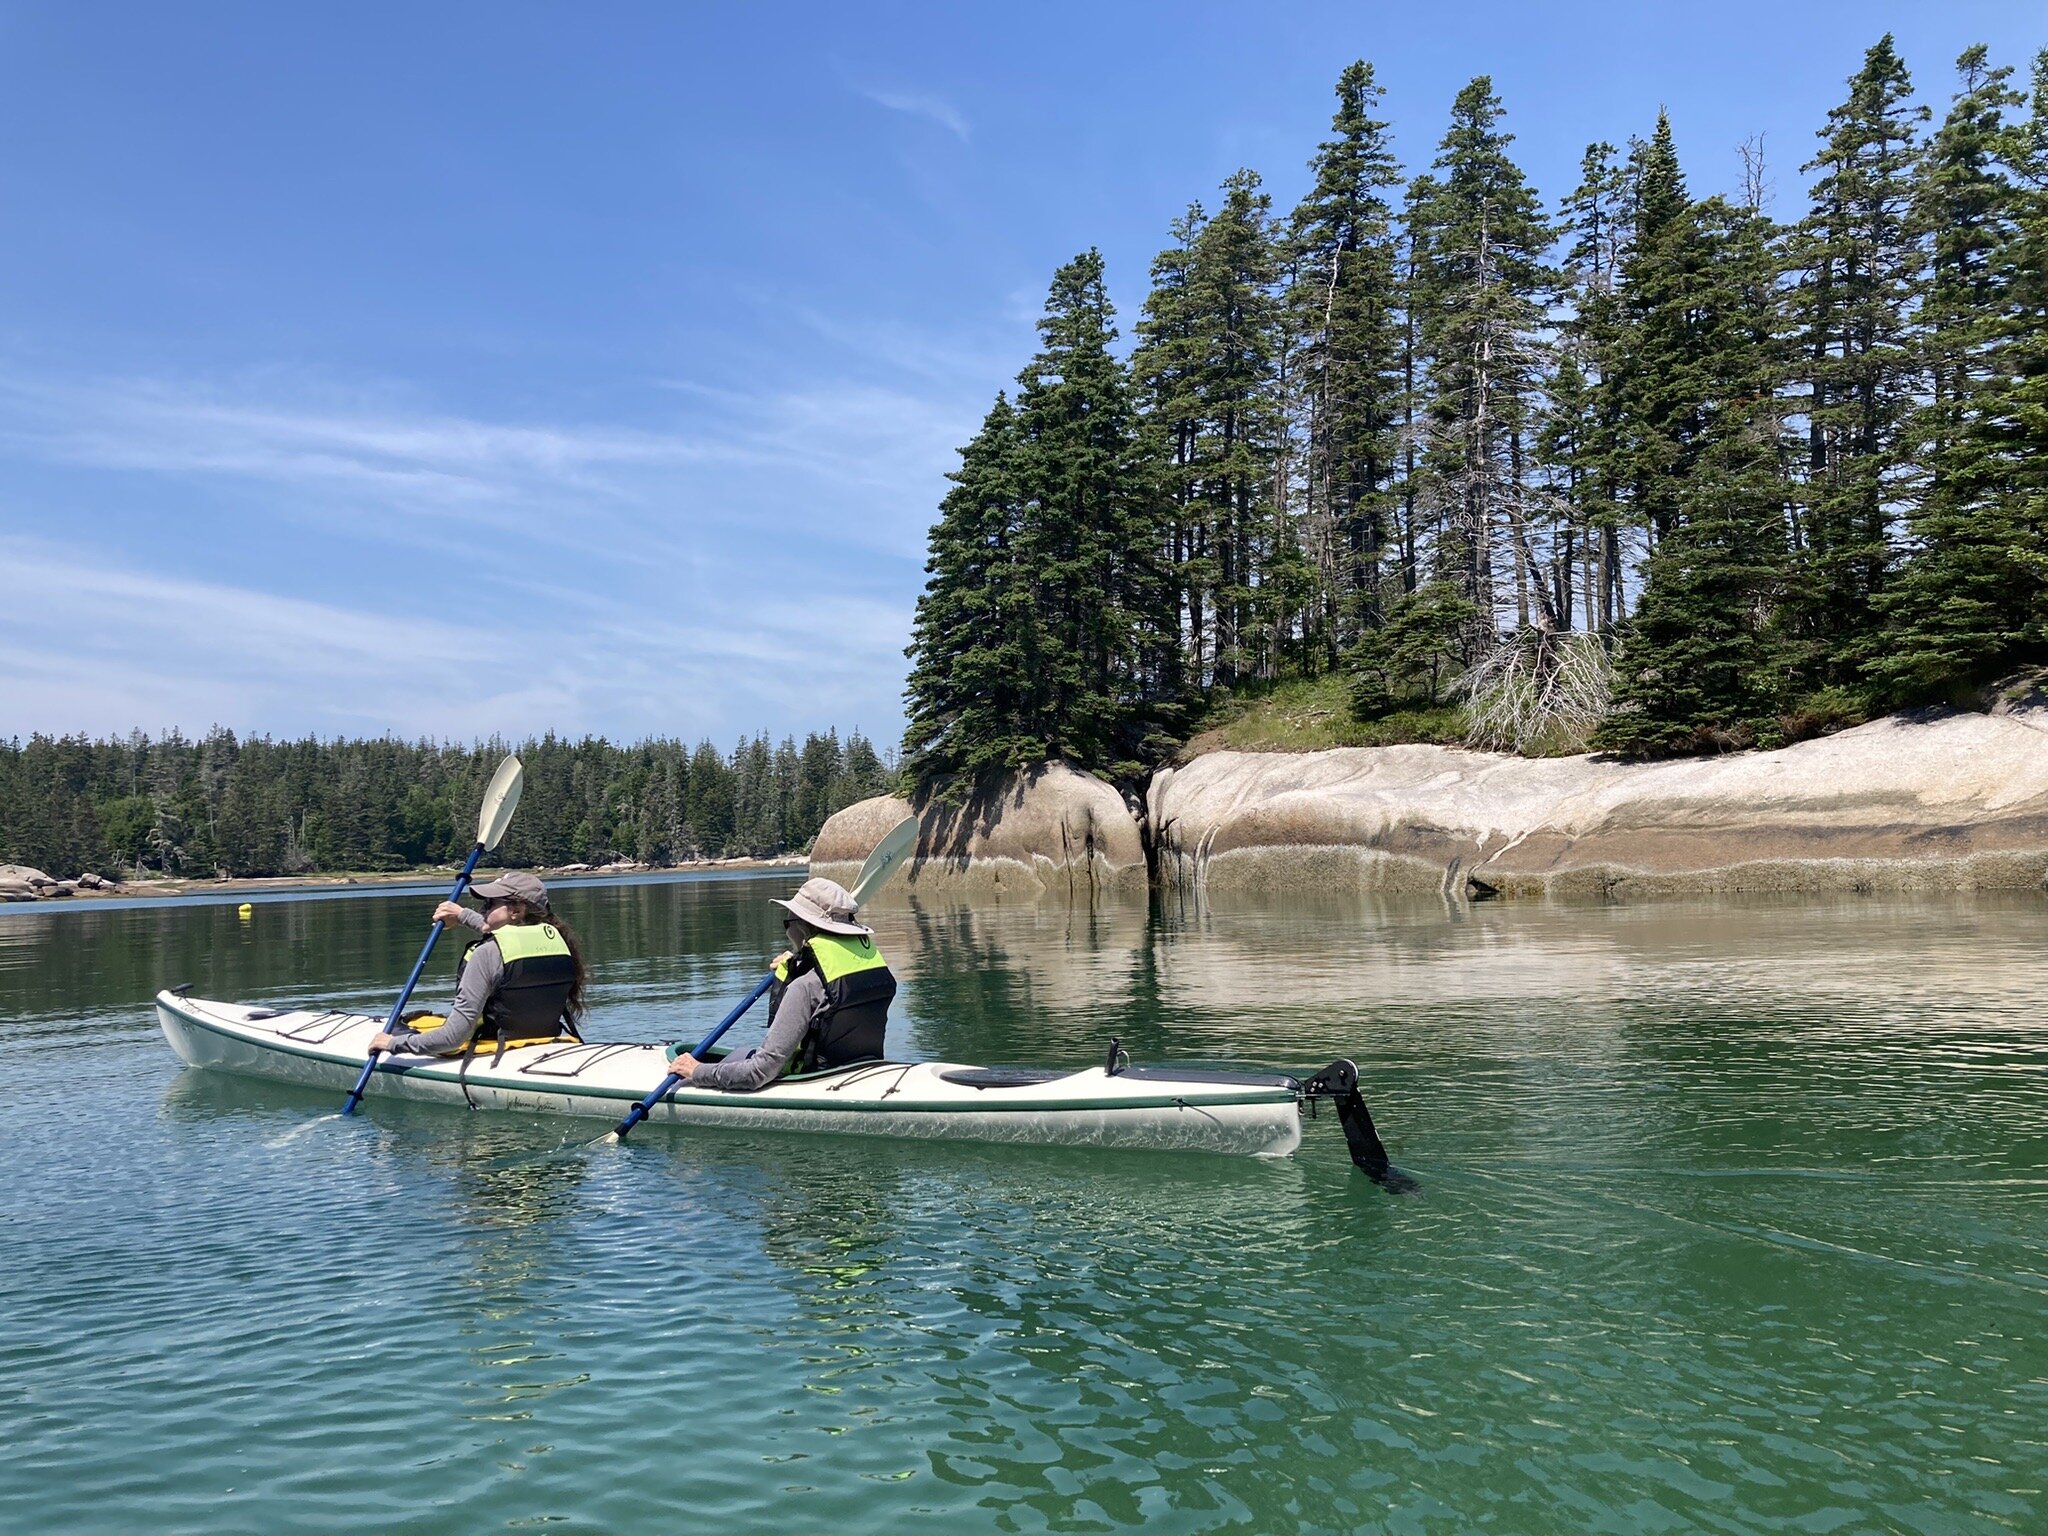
599, 813, 920, 1145
341, 753, 525, 1116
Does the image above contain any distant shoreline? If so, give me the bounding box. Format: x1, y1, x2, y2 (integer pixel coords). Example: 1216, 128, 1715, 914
1, 856, 808, 905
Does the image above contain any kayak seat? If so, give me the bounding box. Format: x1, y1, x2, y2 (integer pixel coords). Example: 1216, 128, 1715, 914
938, 1067, 1067, 1090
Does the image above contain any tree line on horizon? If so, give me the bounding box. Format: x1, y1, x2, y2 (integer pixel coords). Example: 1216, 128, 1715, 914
0, 728, 895, 882
903, 36, 2048, 784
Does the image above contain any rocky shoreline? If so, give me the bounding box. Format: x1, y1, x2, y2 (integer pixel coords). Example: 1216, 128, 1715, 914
812, 706, 2048, 903
0, 856, 807, 905
18, 708, 2046, 909
810, 763, 1146, 900
0, 867, 130, 902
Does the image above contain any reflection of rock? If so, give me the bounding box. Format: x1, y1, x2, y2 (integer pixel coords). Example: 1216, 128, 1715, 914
1152, 708, 2048, 899
811, 765, 1147, 902
884, 892, 1151, 1065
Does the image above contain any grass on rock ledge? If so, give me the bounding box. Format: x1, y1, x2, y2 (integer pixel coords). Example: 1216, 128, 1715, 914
1179, 675, 1467, 757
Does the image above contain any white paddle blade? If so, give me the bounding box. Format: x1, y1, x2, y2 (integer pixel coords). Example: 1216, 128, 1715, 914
848, 815, 920, 904
477, 755, 525, 851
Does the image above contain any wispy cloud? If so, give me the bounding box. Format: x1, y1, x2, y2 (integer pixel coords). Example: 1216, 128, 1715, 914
859, 87, 970, 144
770, 301, 1024, 386
0, 359, 963, 743
0, 373, 720, 518
0, 534, 914, 743
0, 363, 967, 555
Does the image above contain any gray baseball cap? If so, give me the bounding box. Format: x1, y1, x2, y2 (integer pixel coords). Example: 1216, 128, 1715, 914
469, 870, 551, 912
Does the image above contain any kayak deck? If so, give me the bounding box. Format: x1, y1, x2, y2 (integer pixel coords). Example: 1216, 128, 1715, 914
154, 991, 1310, 1159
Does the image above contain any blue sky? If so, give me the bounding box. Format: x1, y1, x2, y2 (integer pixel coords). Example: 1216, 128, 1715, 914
1, 2, 2040, 749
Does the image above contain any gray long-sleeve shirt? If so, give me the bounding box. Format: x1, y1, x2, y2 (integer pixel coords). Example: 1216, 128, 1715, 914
387, 907, 501, 1056
683, 967, 833, 1092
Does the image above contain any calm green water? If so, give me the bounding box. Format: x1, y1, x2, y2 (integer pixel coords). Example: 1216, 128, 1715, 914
3, 874, 2045, 1534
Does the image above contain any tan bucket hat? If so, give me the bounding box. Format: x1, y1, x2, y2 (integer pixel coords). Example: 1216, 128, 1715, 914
772, 876, 870, 936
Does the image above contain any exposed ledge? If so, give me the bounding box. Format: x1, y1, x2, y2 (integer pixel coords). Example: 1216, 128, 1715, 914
811, 708, 2048, 903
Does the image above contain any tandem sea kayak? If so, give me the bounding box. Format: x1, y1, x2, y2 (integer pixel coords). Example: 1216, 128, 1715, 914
154, 990, 1409, 1181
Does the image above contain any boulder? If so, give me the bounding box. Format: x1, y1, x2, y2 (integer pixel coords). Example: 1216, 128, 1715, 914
0, 881, 37, 902
75, 872, 108, 890
0, 864, 53, 888
1150, 707, 2048, 900
812, 765, 1148, 902
809, 794, 918, 887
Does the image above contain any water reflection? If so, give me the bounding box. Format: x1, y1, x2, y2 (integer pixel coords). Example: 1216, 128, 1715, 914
161, 1069, 595, 1434
10, 875, 2048, 1533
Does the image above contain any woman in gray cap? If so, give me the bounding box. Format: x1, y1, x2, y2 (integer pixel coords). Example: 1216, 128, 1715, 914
370, 870, 589, 1063
667, 876, 897, 1091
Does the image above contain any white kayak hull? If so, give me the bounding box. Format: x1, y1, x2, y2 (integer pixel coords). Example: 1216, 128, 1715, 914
155, 992, 1306, 1159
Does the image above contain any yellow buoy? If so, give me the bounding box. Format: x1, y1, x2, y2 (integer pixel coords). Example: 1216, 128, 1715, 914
238, 902, 254, 920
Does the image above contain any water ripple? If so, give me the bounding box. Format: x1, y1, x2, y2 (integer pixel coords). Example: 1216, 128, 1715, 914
3, 885, 2046, 1531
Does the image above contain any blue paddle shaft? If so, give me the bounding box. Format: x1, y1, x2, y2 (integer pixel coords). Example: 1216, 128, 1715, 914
341, 843, 486, 1115
691, 972, 776, 1057
606, 971, 775, 1141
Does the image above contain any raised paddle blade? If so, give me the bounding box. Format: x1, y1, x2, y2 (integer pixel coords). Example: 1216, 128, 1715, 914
477, 755, 524, 851
341, 755, 525, 1117
848, 815, 919, 904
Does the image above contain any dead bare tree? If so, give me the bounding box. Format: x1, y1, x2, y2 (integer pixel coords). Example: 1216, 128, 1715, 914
1456, 627, 1612, 754
1738, 133, 1771, 214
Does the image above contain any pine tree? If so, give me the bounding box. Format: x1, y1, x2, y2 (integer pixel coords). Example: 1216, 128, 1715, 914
901, 395, 1035, 785
1012, 250, 1171, 769
2009, 50, 2048, 633
684, 739, 734, 855
909, 255, 1170, 795
1547, 141, 1633, 633
1286, 61, 1406, 662
1612, 115, 1697, 547
1407, 77, 1553, 658
1132, 205, 1211, 685
1788, 34, 1929, 687
1194, 171, 1288, 682
1345, 581, 1481, 714
1871, 46, 2038, 700
1601, 183, 1794, 755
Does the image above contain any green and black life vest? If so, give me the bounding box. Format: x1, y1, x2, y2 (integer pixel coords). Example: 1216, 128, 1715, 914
770, 932, 897, 1073
459, 920, 580, 1054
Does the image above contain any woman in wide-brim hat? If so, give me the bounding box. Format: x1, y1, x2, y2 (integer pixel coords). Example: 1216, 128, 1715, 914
667, 877, 897, 1091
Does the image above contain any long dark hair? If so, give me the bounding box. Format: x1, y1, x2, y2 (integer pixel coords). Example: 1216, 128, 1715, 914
508, 902, 590, 1027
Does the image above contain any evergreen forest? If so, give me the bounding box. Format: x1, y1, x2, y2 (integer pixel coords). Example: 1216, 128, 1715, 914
904, 38, 2048, 785
0, 729, 893, 881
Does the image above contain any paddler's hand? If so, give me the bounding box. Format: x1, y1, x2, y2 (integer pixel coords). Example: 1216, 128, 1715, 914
370, 1032, 400, 1053
666, 1052, 699, 1080
432, 901, 468, 926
